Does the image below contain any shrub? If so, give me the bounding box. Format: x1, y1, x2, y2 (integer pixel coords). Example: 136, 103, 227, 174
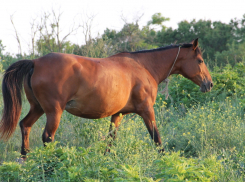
0, 143, 223, 181
154, 152, 221, 181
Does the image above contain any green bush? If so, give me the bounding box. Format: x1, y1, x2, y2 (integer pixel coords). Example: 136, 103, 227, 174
0, 142, 223, 181
154, 152, 221, 181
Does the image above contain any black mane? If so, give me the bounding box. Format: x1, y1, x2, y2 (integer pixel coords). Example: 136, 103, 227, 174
130, 43, 201, 54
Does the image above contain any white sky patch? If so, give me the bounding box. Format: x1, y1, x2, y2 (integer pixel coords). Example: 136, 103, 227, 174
0, 0, 244, 54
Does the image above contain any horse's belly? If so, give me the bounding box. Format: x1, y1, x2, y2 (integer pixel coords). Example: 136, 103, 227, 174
65, 74, 132, 118
65, 97, 127, 119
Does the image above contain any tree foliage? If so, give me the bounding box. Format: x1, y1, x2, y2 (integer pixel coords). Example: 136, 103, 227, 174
2, 12, 245, 69
0, 40, 5, 56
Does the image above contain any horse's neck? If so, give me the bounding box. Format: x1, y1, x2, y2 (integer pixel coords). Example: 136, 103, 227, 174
136, 48, 180, 84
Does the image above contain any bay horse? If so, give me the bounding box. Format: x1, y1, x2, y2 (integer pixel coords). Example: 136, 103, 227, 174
0, 38, 212, 158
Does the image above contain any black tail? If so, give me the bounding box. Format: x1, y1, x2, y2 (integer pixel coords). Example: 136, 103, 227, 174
0, 60, 34, 140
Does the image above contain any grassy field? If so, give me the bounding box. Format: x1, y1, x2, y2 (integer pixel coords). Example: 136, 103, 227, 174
0, 88, 245, 181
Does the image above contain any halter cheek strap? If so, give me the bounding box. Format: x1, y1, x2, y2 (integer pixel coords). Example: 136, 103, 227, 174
159, 46, 181, 99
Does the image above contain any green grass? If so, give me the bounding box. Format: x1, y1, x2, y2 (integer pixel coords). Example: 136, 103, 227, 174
0, 94, 245, 181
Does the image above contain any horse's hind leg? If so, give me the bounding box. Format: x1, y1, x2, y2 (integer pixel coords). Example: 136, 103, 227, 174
105, 113, 124, 153
19, 104, 44, 157
41, 103, 63, 145
20, 81, 44, 158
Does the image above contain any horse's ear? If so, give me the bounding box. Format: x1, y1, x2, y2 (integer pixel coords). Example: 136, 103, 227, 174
191, 38, 198, 50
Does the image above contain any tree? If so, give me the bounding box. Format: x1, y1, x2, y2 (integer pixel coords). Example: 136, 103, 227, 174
101, 13, 167, 54
230, 14, 245, 43
34, 10, 81, 56
73, 37, 114, 58
0, 40, 5, 56
73, 14, 116, 58
0, 40, 18, 70
10, 15, 22, 56
215, 41, 245, 67
155, 19, 233, 64
147, 13, 170, 31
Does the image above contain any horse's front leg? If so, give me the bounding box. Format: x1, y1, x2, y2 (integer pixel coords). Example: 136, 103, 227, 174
138, 106, 164, 152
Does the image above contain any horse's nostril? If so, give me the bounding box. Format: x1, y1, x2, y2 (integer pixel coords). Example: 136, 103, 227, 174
210, 82, 213, 88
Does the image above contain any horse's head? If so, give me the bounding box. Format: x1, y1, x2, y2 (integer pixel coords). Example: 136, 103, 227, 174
178, 38, 213, 92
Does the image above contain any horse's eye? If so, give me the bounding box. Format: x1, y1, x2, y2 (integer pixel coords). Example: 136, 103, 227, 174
198, 59, 203, 64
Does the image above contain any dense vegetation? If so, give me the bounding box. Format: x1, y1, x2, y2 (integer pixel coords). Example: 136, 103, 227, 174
0, 12, 245, 181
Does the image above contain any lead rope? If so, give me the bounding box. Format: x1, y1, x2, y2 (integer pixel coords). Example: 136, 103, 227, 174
159, 46, 181, 99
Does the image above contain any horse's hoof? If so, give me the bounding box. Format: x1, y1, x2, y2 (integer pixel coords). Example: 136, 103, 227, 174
158, 148, 165, 154
16, 158, 25, 164
104, 148, 111, 155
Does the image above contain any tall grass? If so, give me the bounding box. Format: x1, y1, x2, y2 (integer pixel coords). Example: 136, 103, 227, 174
0, 93, 245, 181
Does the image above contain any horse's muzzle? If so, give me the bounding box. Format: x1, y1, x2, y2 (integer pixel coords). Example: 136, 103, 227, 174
200, 81, 213, 93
